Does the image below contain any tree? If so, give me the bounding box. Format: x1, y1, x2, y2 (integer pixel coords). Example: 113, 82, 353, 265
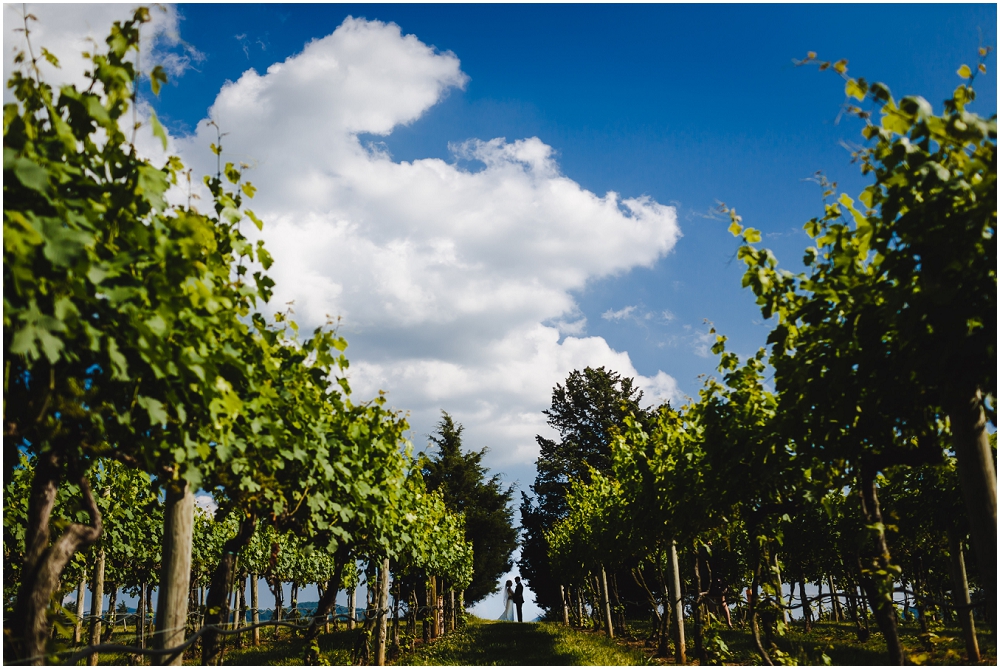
612, 335, 804, 665
520, 367, 650, 616
726, 52, 996, 660
881, 457, 982, 662
547, 471, 631, 638
196, 319, 354, 663
4, 9, 279, 660
3, 454, 91, 612
420, 412, 517, 606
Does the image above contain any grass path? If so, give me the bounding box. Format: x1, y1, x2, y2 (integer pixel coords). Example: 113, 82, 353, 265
398, 618, 650, 666
86, 616, 992, 665
208, 618, 996, 665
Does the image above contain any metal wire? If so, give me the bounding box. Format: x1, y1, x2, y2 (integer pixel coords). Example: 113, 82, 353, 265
10, 608, 394, 666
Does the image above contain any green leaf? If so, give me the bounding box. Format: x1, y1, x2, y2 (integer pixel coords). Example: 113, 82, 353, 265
107, 338, 129, 379
952, 85, 969, 107
137, 165, 169, 211
12, 157, 49, 193
150, 110, 168, 151
53, 296, 79, 322
957, 64, 972, 79
41, 220, 92, 267
39, 47, 60, 68
881, 109, 912, 135
256, 243, 273, 270
37, 329, 63, 365
728, 220, 743, 236
845, 78, 866, 101
149, 65, 167, 96
858, 187, 875, 209
85, 95, 111, 125
86, 264, 111, 285
145, 313, 168, 336
245, 209, 264, 231
137, 396, 168, 426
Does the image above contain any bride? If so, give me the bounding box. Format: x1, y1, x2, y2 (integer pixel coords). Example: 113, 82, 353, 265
498, 579, 516, 621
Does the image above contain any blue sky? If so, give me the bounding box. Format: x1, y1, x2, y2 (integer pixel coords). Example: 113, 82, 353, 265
5, 2, 996, 622
152, 2, 996, 392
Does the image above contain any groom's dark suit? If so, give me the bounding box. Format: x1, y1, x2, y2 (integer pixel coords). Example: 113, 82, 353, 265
513, 578, 524, 622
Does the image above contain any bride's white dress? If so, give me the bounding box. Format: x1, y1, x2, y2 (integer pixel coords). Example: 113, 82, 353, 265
498, 586, 516, 621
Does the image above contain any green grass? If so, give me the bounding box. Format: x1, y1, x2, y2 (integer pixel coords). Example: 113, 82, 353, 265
80, 616, 995, 665
782, 620, 996, 666
625, 617, 995, 666
79, 623, 359, 665
216, 626, 357, 666
397, 617, 651, 666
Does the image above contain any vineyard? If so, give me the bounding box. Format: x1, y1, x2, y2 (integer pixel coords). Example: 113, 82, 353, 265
3, 6, 997, 668
518, 52, 997, 667
3, 10, 477, 666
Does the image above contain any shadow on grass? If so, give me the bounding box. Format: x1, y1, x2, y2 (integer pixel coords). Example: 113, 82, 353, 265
711, 621, 996, 666
398, 620, 650, 666
215, 627, 357, 666
432, 622, 572, 665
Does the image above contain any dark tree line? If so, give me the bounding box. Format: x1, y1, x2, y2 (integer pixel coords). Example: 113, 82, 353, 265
421, 412, 519, 606
520, 367, 653, 616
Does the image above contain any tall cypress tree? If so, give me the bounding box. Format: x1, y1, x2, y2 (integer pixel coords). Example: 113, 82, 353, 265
421, 412, 518, 605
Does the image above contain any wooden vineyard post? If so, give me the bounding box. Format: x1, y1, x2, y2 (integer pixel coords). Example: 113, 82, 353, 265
136, 581, 146, 648
948, 532, 980, 663
154, 480, 195, 666
423, 578, 432, 642
250, 575, 260, 646
668, 539, 686, 665
559, 583, 569, 627
437, 590, 444, 637
430, 576, 439, 639
772, 552, 788, 626
375, 558, 391, 666
74, 572, 86, 644
106, 585, 118, 642
600, 565, 614, 639
948, 388, 998, 633
828, 575, 840, 621
87, 548, 105, 666
449, 590, 456, 632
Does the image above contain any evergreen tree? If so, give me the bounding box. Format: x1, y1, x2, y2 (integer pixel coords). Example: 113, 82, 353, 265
421, 412, 518, 605
519, 367, 651, 616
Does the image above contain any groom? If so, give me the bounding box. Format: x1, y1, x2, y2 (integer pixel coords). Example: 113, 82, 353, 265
513, 576, 524, 622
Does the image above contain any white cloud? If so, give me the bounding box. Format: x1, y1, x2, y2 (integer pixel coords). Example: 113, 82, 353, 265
348, 324, 681, 468
6, 11, 684, 474
602, 305, 638, 322
677, 323, 717, 358
548, 316, 588, 337
195, 494, 219, 515
3, 5, 199, 176
3, 4, 200, 104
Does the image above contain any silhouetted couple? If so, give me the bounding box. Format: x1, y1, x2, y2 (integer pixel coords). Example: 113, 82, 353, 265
499, 576, 524, 622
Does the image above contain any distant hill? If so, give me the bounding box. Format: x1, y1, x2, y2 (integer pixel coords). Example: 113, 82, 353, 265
243, 602, 364, 622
